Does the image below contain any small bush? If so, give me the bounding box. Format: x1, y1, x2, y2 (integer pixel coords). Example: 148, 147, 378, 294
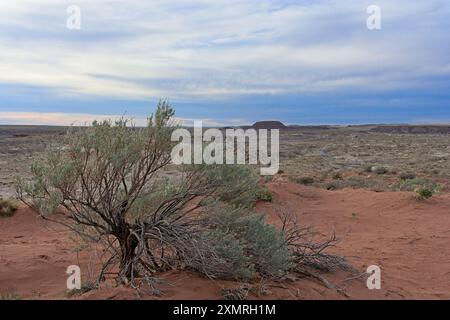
399, 172, 416, 180
326, 181, 339, 190
332, 172, 343, 180
207, 229, 254, 280
0, 197, 19, 218
205, 202, 291, 279
256, 188, 273, 202
65, 282, 96, 298
416, 188, 433, 200
221, 286, 249, 300
209, 165, 260, 208
296, 176, 314, 185
372, 166, 388, 175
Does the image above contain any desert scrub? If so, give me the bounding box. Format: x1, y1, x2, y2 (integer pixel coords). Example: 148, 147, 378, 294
65, 282, 96, 298
256, 188, 273, 202
393, 178, 438, 193
399, 172, 417, 180
209, 164, 260, 208
363, 165, 387, 174
416, 187, 434, 200
295, 176, 314, 185
205, 202, 291, 279
372, 166, 388, 175
325, 176, 387, 191
332, 172, 343, 180
0, 197, 19, 217
0, 293, 21, 300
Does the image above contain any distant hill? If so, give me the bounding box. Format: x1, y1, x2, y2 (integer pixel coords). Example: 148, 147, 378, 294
251, 121, 287, 130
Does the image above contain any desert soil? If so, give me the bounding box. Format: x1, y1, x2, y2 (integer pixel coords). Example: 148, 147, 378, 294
1, 181, 449, 300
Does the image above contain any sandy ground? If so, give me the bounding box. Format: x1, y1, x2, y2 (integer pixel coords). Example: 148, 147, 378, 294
1, 182, 449, 300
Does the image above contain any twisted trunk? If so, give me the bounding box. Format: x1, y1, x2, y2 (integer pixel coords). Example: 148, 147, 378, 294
116, 220, 139, 281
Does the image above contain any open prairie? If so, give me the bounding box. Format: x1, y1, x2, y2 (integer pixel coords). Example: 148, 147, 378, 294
1, 125, 449, 300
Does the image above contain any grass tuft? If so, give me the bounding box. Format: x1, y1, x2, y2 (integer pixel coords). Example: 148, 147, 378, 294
0, 197, 19, 218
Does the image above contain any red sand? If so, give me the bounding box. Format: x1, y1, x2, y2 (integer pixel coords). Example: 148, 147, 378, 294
1, 182, 449, 299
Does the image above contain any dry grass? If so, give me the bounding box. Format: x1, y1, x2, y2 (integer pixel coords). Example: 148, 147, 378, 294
0, 197, 19, 217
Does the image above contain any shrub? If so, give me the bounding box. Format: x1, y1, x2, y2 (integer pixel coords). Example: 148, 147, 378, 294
332, 172, 343, 180
16, 101, 225, 284
221, 286, 249, 300
416, 188, 433, 200
399, 172, 416, 180
372, 166, 388, 175
326, 181, 339, 190
0, 197, 19, 217
296, 176, 314, 185
16, 102, 350, 292
15, 102, 295, 288
65, 282, 96, 298
205, 202, 290, 279
256, 188, 273, 202
208, 164, 260, 208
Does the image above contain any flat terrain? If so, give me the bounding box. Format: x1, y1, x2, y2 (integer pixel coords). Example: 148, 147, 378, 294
2, 125, 450, 196
1, 125, 450, 299
0, 126, 65, 197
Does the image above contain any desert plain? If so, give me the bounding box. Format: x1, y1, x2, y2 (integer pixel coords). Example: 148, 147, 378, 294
1, 124, 450, 299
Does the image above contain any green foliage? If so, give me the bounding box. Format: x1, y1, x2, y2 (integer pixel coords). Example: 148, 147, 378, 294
256, 188, 273, 202
205, 202, 291, 279
207, 229, 254, 280
417, 188, 434, 200
16, 100, 176, 218
0, 197, 19, 217
208, 164, 260, 208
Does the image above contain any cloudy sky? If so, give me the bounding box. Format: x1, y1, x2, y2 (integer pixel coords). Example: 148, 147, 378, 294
0, 0, 449, 125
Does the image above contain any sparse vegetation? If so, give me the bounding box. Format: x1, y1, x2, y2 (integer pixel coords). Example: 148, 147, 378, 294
332, 172, 343, 180
65, 282, 96, 298
256, 188, 273, 202
0, 293, 21, 300
394, 178, 438, 193
372, 166, 388, 175
221, 285, 249, 300
0, 197, 19, 217
399, 172, 417, 180
325, 176, 387, 191
416, 188, 434, 200
296, 176, 314, 185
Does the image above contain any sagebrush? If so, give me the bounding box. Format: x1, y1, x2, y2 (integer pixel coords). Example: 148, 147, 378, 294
17, 101, 351, 292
